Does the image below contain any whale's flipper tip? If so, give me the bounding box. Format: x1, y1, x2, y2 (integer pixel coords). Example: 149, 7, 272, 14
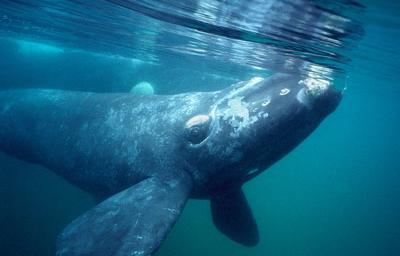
57, 173, 192, 256
211, 189, 259, 247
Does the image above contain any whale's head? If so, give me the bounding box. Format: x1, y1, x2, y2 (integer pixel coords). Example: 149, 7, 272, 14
182, 74, 341, 196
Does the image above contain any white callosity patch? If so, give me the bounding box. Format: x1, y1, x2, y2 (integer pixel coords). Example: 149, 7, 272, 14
209, 77, 264, 135
296, 88, 311, 107
204, 76, 279, 164
222, 96, 259, 138
258, 112, 269, 119
210, 76, 264, 117
226, 97, 249, 121
211, 77, 267, 136
261, 96, 271, 106
298, 63, 333, 97
279, 88, 290, 96
299, 77, 330, 97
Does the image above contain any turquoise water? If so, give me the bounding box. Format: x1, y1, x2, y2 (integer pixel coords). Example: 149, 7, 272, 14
0, 1, 399, 255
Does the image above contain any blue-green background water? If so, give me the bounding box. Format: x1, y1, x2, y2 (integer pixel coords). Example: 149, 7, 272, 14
0, 0, 399, 255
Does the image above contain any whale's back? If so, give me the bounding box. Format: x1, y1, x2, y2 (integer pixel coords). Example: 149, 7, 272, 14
0, 90, 150, 194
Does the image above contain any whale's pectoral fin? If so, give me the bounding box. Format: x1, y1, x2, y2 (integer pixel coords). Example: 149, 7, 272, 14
210, 189, 259, 247
57, 173, 192, 256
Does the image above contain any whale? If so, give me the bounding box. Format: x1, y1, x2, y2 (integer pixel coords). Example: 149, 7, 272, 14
0, 74, 342, 255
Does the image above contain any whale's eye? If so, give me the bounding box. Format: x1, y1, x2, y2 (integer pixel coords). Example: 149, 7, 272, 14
190, 126, 200, 137
184, 115, 211, 144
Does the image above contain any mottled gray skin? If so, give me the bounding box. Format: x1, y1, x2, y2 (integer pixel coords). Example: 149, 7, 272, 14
0, 74, 341, 255
0, 89, 213, 196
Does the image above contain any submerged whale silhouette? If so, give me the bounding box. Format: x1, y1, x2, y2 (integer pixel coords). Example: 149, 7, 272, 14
0, 74, 341, 255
